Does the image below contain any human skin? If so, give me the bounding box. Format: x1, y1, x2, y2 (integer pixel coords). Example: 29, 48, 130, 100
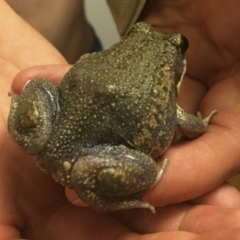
2, 0, 240, 239
139, 0, 240, 205
66, 0, 240, 208
7, 72, 240, 239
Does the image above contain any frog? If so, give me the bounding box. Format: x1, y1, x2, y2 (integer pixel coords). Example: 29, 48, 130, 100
8, 22, 217, 213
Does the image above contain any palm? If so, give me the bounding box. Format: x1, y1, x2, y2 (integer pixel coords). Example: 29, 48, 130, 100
2, 116, 240, 240
0, 96, 126, 239
139, 0, 240, 206
2, 142, 240, 240
2, 0, 240, 238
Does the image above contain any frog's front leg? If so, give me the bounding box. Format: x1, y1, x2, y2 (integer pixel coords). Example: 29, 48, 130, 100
69, 145, 168, 213
176, 105, 218, 138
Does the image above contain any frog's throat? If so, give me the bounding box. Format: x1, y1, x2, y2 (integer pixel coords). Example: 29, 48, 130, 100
177, 58, 187, 95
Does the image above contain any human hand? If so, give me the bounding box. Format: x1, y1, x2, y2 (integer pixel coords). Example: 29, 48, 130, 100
3, 64, 239, 240
2, 103, 240, 240
134, 0, 240, 206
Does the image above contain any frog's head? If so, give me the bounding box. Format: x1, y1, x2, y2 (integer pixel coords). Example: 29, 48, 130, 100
160, 31, 188, 85
129, 22, 188, 85
8, 79, 59, 155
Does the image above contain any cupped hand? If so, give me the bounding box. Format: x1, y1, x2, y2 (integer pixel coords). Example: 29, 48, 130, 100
4, 62, 240, 239
10, 0, 240, 211
137, 0, 240, 206
2, 115, 240, 240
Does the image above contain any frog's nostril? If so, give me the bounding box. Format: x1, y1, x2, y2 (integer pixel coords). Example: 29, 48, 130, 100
181, 36, 189, 53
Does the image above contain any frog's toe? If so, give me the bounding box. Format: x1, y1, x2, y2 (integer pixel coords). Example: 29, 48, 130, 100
201, 109, 218, 126
153, 158, 169, 186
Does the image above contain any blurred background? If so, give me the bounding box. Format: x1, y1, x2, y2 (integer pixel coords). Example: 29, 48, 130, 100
85, 0, 120, 49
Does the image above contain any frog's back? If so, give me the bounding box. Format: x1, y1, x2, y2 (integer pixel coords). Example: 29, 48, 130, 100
50, 22, 178, 158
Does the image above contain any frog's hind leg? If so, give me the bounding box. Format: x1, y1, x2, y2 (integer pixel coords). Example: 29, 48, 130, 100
69, 145, 164, 213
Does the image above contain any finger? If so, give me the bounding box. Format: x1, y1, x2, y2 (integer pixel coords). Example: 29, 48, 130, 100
178, 205, 240, 235
65, 187, 87, 207
144, 126, 240, 207
12, 64, 72, 93
198, 228, 240, 240
0, 225, 22, 240
138, 231, 197, 240
144, 76, 240, 207
24, 204, 137, 240
177, 75, 207, 114
189, 183, 240, 208
135, 229, 240, 240
114, 203, 240, 235
112, 203, 190, 234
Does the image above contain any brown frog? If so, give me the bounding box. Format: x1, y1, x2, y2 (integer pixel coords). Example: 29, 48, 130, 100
8, 22, 216, 213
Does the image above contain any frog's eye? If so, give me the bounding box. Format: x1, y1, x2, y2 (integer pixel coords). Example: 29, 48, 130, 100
180, 36, 189, 53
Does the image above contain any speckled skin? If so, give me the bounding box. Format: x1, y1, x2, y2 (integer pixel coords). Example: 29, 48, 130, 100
8, 22, 216, 213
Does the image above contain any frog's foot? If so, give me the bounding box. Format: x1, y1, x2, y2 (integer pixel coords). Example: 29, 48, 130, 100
68, 145, 163, 213
197, 110, 218, 126
152, 158, 169, 187
176, 105, 218, 138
